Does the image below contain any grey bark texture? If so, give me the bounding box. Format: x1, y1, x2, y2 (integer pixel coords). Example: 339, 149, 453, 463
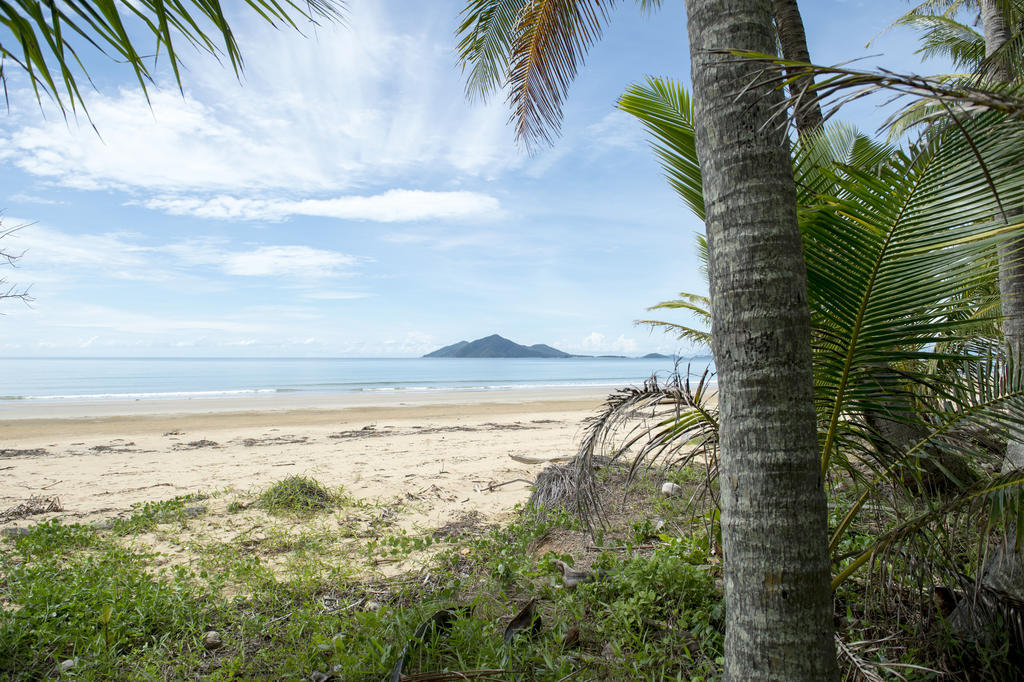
771, 0, 824, 135
984, 0, 1024, 471
683, 1, 838, 679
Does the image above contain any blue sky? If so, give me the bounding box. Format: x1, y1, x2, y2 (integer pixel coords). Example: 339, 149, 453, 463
1, 0, 948, 357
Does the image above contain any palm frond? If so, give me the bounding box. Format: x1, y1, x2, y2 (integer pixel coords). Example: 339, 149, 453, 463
897, 12, 985, 70
833, 470, 1024, 591
573, 366, 717, 528
635, 291, 712, 345
506, 0, 617, 146
456, 0, 526, 100
617, 76, 703, 220
799, 113, 1024, 476
728, 52, 1024, 136
0, 0, 345, 116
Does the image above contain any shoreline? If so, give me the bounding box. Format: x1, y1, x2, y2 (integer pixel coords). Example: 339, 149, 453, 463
0, 386, 612, 423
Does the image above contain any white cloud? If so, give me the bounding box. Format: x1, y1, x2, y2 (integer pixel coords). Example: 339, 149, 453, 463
222, 246, 356, 278
585, 110, 646, 153
50, 305, 272, 335
141, 190, 502, 222
572, 332, 639, 354
0, 6, 521, 202
7, 222, 364, 287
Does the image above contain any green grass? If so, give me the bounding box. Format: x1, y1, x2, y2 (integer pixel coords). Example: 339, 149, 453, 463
0, 473, 728, 681
257, 476, 344, 516
2, 466, 1000, 680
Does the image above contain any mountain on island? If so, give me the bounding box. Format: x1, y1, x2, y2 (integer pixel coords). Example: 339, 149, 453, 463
424, 334, 572, 358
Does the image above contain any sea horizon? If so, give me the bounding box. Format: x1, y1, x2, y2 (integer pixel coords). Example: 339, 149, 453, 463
4, 355, 715, 403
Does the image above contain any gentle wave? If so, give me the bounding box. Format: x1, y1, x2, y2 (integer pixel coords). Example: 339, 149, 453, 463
358, 379, 707, 393
13, 388, 279, 401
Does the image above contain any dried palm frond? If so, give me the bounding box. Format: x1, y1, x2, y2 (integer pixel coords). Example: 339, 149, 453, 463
835, 632, 941, 681
528, 461, 578, 512
573, 365, 718, 528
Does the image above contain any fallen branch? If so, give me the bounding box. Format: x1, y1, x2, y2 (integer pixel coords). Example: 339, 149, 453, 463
509, 453, 572, 465
480, 478, 534, 493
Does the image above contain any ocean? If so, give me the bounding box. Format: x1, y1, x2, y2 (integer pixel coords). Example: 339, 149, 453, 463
2, 356, 715, 403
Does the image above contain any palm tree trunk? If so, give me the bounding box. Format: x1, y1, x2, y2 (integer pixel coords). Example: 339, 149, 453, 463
683, 0, 837, 678
771, 0, 824, 135
982, 0, 1024, 474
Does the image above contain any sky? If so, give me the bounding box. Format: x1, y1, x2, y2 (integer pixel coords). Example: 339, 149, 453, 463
0, 0, 952, 358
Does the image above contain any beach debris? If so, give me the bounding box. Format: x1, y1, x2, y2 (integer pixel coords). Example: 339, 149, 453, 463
1, 527, 31, 539
561, 625, 581, 650
204, 630, 223, 650
432, 510, 486, 540
91, 441, 137, 453
478, 478, 534, 493
529, 462, 578, 512
661, 481, 683, 497
16, 479, 62, 491
388, 606, 471, 682
241, 435, 308, 447
183, 505, 207, 519
503, 599, 542, 644
551, 559, 598, 589
0, 448, 49, 458
163, 430, 184, 436
1, 495, 62, 521
509, 453, 572, 465
173, 439, 219, 450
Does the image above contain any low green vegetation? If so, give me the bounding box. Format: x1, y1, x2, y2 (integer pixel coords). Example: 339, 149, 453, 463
257, 475, 345, 516
0, 467, 1012, 680
0, 471, 728, 680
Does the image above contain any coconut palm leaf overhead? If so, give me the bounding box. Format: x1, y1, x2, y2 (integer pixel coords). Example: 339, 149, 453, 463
1, 0, 346, 116
456, 0, 661, 146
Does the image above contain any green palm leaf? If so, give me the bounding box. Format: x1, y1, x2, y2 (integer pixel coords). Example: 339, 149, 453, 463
0, 0, 345, 115
617, 76, 703, 220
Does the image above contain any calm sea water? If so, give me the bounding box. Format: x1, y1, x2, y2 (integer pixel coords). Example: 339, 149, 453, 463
2, 357, 714, 402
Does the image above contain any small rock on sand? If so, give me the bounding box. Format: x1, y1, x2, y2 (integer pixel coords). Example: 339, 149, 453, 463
204, 630, 222, 650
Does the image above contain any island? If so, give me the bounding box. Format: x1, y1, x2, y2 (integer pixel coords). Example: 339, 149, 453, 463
423, 334, 572, 358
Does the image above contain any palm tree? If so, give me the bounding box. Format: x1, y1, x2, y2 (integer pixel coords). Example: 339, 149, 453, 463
594, 68, 1024, 670
682, 3, 837, 678
771, 0, 823, 134
1, 0, 345, 116
458, 0, 839, 677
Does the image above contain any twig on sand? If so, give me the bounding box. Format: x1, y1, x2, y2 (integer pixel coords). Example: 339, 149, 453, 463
17, 479, 62, 490
479, 478, 534, 493
271, 462, 295, 467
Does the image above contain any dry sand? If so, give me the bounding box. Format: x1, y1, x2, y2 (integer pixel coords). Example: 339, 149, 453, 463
0, 390, 606, 535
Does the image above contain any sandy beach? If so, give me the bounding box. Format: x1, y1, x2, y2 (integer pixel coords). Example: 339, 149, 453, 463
0, 389, 607, 535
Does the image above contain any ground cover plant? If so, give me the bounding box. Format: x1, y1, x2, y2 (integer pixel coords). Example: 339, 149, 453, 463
0, 469, 734, 681
3, 462, 1002, 680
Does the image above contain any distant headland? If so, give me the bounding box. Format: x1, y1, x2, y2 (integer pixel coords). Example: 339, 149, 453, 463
422, 334, 680, 359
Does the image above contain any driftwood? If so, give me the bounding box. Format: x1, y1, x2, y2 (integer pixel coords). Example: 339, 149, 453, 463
509, 453, 572, 465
